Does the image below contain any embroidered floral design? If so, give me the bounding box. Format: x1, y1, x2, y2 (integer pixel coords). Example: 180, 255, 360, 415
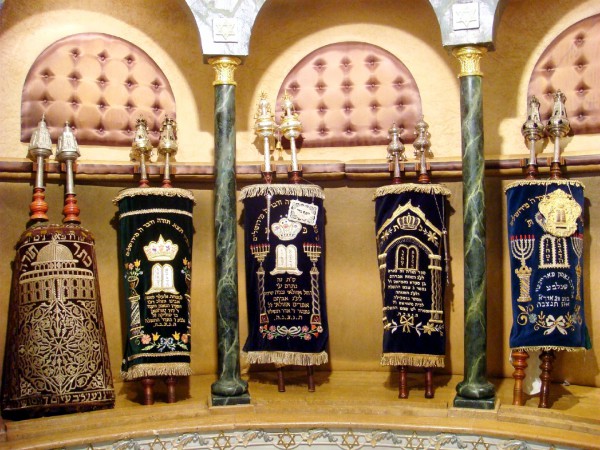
517, 303, 582, 335
139, 332, 190, 351
260, 324, 323, 340
384, 313, 444, 336
125, 259, 143, 279
181, 257, 192, 278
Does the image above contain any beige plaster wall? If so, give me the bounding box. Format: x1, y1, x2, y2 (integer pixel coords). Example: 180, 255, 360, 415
0, 0, 600, 388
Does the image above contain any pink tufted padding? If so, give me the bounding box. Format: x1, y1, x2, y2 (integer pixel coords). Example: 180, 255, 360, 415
528, 14, 600, 135
276, 42, 422, 148
21, 33, 175, 146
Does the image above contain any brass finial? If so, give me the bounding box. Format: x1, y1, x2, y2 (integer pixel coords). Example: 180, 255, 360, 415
131, 117, 154, 187
56, 122, 81, 223
279, 91, 303, 181
27, 115, 54, 223
254, 92, 276, 179
521, 95, 545, 179
413, 116, 432, 184
387, 123, 406, 184
158, 117, 178, 187
547, 90, 570, 179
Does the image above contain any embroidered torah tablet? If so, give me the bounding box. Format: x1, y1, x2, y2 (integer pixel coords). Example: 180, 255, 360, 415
506, 179, 589, 352
114, 188, 195, 380
374, 184, 451, 368
241, 184, 328, 366
1, 224, 114, 419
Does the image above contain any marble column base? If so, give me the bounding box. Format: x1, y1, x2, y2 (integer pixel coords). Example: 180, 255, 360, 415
211, 392, 252, 407
453, 395, 496, 410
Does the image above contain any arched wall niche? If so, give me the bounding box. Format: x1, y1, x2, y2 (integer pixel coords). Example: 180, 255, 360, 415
21, 32, 176, 147
527, 14, 600, 135
275, 42, 422, 150
237, 0, 458, 164
0, 0, 209, 163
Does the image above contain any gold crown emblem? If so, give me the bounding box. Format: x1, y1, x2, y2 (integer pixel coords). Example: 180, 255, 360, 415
271, 218, 302, 241
143, 235, 178, 261
398, 212, 421, 230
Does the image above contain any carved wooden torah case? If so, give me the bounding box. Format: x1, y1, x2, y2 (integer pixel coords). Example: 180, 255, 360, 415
1, 224, 115, 419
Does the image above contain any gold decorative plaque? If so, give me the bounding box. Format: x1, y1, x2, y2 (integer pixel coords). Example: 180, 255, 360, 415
538, 189, 581, 237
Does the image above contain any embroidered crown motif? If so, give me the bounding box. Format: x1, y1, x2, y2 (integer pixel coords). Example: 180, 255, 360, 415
398, 212, 421, 230
143, 235, 178, 261
271, 218, 302, 241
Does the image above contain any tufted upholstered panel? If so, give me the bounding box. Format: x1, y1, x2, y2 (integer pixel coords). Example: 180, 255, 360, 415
21, 33, 175, 146
528, 14, 600, 135
276, 42, 422, 148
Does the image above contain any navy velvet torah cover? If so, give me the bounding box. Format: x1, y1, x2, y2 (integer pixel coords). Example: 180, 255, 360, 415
241, 184, 328, 366
506, 180, 589, 352
1, 224, 115, 419
374, 184, 451, 368
114, 188, 195, 380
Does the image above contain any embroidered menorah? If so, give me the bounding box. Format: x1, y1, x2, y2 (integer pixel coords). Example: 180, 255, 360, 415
303, 243, 322, 325
251, 244, 271, 324
571, 233, 583, 301
511, 235, 535, 303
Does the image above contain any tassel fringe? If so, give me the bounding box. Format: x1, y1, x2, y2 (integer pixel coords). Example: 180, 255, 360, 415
511, 346, 586, 353
121, 362, 193, 380
113, 187, 196, 204
505, 179, 584, 192
243, 351, 328, 366
240, 184, 325, 200
373, 183, 451, 199
380, 353, 445, 368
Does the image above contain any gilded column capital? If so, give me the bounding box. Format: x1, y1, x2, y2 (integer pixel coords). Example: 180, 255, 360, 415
452, 46, 487, 78
208, 56, 242, 86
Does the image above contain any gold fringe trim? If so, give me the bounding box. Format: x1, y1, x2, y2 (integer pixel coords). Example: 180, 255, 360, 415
121, 362, 193, 381
113, 187, 196, 204
504, 179, 584, 193
380, 353, 445, 368
373, 183, 451, 199
240, 183, 325, 200
243, 351, 328, 366
511, 346, 586, 353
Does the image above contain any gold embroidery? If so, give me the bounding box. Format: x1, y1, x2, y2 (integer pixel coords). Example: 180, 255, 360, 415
510, 235, 535, 302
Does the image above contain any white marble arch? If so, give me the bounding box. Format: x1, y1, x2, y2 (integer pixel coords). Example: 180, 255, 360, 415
184, 0, 508, 59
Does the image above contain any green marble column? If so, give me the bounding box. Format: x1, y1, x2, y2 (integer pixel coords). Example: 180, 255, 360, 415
452, 47, 496, 409
209, 56, 250, 406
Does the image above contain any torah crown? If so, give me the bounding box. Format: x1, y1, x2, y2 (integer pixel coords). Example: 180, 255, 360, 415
271, 218, 302, 241
398, 212, 421, 230
143, 235, 178, 261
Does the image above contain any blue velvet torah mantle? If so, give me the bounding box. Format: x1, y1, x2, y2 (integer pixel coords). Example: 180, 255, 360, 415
114, 187, 195, 380
374, 183, 451, 368
240, 184, 328, 366
505, 179, 589, 352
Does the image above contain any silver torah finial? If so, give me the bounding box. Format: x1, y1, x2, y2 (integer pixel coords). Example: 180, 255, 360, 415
56, 121, 81, 223
413, 116, 432, 184
131, 117, 154, 187
279, 91, 303, 181
387, 123, 406, 184
254, 92, 276, 181
547, 90, 570, 179
157, 117, 178, 188
521, 95, 545, 179
27, 114, 54, 222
